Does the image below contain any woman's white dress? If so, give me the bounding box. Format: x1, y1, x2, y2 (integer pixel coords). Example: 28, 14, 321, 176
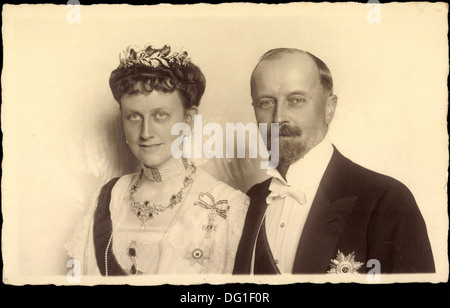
65, 168, 249, 275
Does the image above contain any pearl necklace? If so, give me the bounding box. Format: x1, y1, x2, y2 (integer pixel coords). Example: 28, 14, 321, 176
143, 158, 190, 182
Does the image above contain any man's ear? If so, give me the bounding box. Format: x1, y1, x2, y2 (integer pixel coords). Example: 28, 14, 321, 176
325, 95, 337, 125
185, 106, 198, 127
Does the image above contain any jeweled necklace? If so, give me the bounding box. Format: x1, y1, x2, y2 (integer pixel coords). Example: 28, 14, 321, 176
128, 159, 197, 230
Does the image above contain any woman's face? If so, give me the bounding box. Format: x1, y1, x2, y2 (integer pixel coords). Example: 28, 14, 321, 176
121, 86, 191, 169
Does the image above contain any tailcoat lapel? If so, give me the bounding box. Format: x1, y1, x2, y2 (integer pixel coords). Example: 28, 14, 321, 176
292, 148, 358, 274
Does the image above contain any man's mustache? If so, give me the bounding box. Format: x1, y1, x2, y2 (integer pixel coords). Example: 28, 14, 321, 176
274, 123, 302, 137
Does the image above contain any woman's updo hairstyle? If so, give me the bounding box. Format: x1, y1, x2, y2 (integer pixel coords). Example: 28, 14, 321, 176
109, 44, 206, 110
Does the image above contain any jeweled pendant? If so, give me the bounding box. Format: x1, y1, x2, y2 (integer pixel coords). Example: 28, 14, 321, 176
127, 247, 136, 257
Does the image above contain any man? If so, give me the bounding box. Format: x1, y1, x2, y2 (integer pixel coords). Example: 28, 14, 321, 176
233, 48, 435, 274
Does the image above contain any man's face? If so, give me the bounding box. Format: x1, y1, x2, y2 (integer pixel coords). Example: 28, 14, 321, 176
251, 52, 336, 165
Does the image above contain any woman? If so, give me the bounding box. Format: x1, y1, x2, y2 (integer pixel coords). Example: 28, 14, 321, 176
66, 44, 249, 275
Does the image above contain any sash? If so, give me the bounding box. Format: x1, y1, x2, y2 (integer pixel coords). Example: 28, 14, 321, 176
93, 177, 127, 276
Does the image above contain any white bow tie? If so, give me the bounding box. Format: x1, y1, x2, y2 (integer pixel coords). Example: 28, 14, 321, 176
266, 178, 307, 205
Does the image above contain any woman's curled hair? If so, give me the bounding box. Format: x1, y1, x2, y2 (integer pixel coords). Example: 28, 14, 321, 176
109, 61, 206, 110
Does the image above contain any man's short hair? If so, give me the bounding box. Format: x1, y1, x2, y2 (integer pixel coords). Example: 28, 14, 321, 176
253, 48, 334, 95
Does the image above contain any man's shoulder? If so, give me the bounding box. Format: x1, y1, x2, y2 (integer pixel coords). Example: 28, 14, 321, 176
332, 148, 413, 198
246, 147, 413, 199
195, 168, 249, 202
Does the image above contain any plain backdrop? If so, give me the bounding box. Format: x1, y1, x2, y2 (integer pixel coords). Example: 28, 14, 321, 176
2, 3, 448, 283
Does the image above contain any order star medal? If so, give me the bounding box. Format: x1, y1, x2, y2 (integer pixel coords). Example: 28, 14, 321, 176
327, 250, 364, 274
184, 241, 213, 266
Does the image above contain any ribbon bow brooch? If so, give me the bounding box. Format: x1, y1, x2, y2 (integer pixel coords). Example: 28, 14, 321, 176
194, 192, 229, 219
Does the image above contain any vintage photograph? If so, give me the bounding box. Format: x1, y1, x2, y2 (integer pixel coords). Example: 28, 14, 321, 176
1, 2, 448, 286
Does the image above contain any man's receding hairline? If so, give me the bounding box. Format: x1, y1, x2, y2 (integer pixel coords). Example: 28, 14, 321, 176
251, 50, 320, 86
251, 48, 333, 95
260, 48, 312, 62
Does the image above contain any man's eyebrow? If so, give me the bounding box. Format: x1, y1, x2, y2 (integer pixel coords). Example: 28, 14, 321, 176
254, 94, 276, 101
288, 91, 312, 98
254, 91, 312, 101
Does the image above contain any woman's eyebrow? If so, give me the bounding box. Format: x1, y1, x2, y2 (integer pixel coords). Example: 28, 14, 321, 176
122, 106, 175, 113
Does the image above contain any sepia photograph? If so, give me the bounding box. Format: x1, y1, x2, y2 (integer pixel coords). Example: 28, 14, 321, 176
1, 2, 448, 289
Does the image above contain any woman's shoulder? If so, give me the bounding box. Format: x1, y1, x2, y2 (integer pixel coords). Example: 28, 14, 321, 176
97, 172, 139, 207
101, 172, 138, 192
195, 168, 248, 201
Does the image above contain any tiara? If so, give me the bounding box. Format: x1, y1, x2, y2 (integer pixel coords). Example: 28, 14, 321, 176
118, 44, 191, 68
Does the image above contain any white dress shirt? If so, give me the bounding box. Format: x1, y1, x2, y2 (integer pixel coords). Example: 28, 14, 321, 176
264, 137, 334, 273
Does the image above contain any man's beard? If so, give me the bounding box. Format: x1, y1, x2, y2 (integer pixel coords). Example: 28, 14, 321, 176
267, 123, 306, 165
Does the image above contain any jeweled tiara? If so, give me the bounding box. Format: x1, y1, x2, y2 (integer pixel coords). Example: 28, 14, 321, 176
118, 44, 191, 68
